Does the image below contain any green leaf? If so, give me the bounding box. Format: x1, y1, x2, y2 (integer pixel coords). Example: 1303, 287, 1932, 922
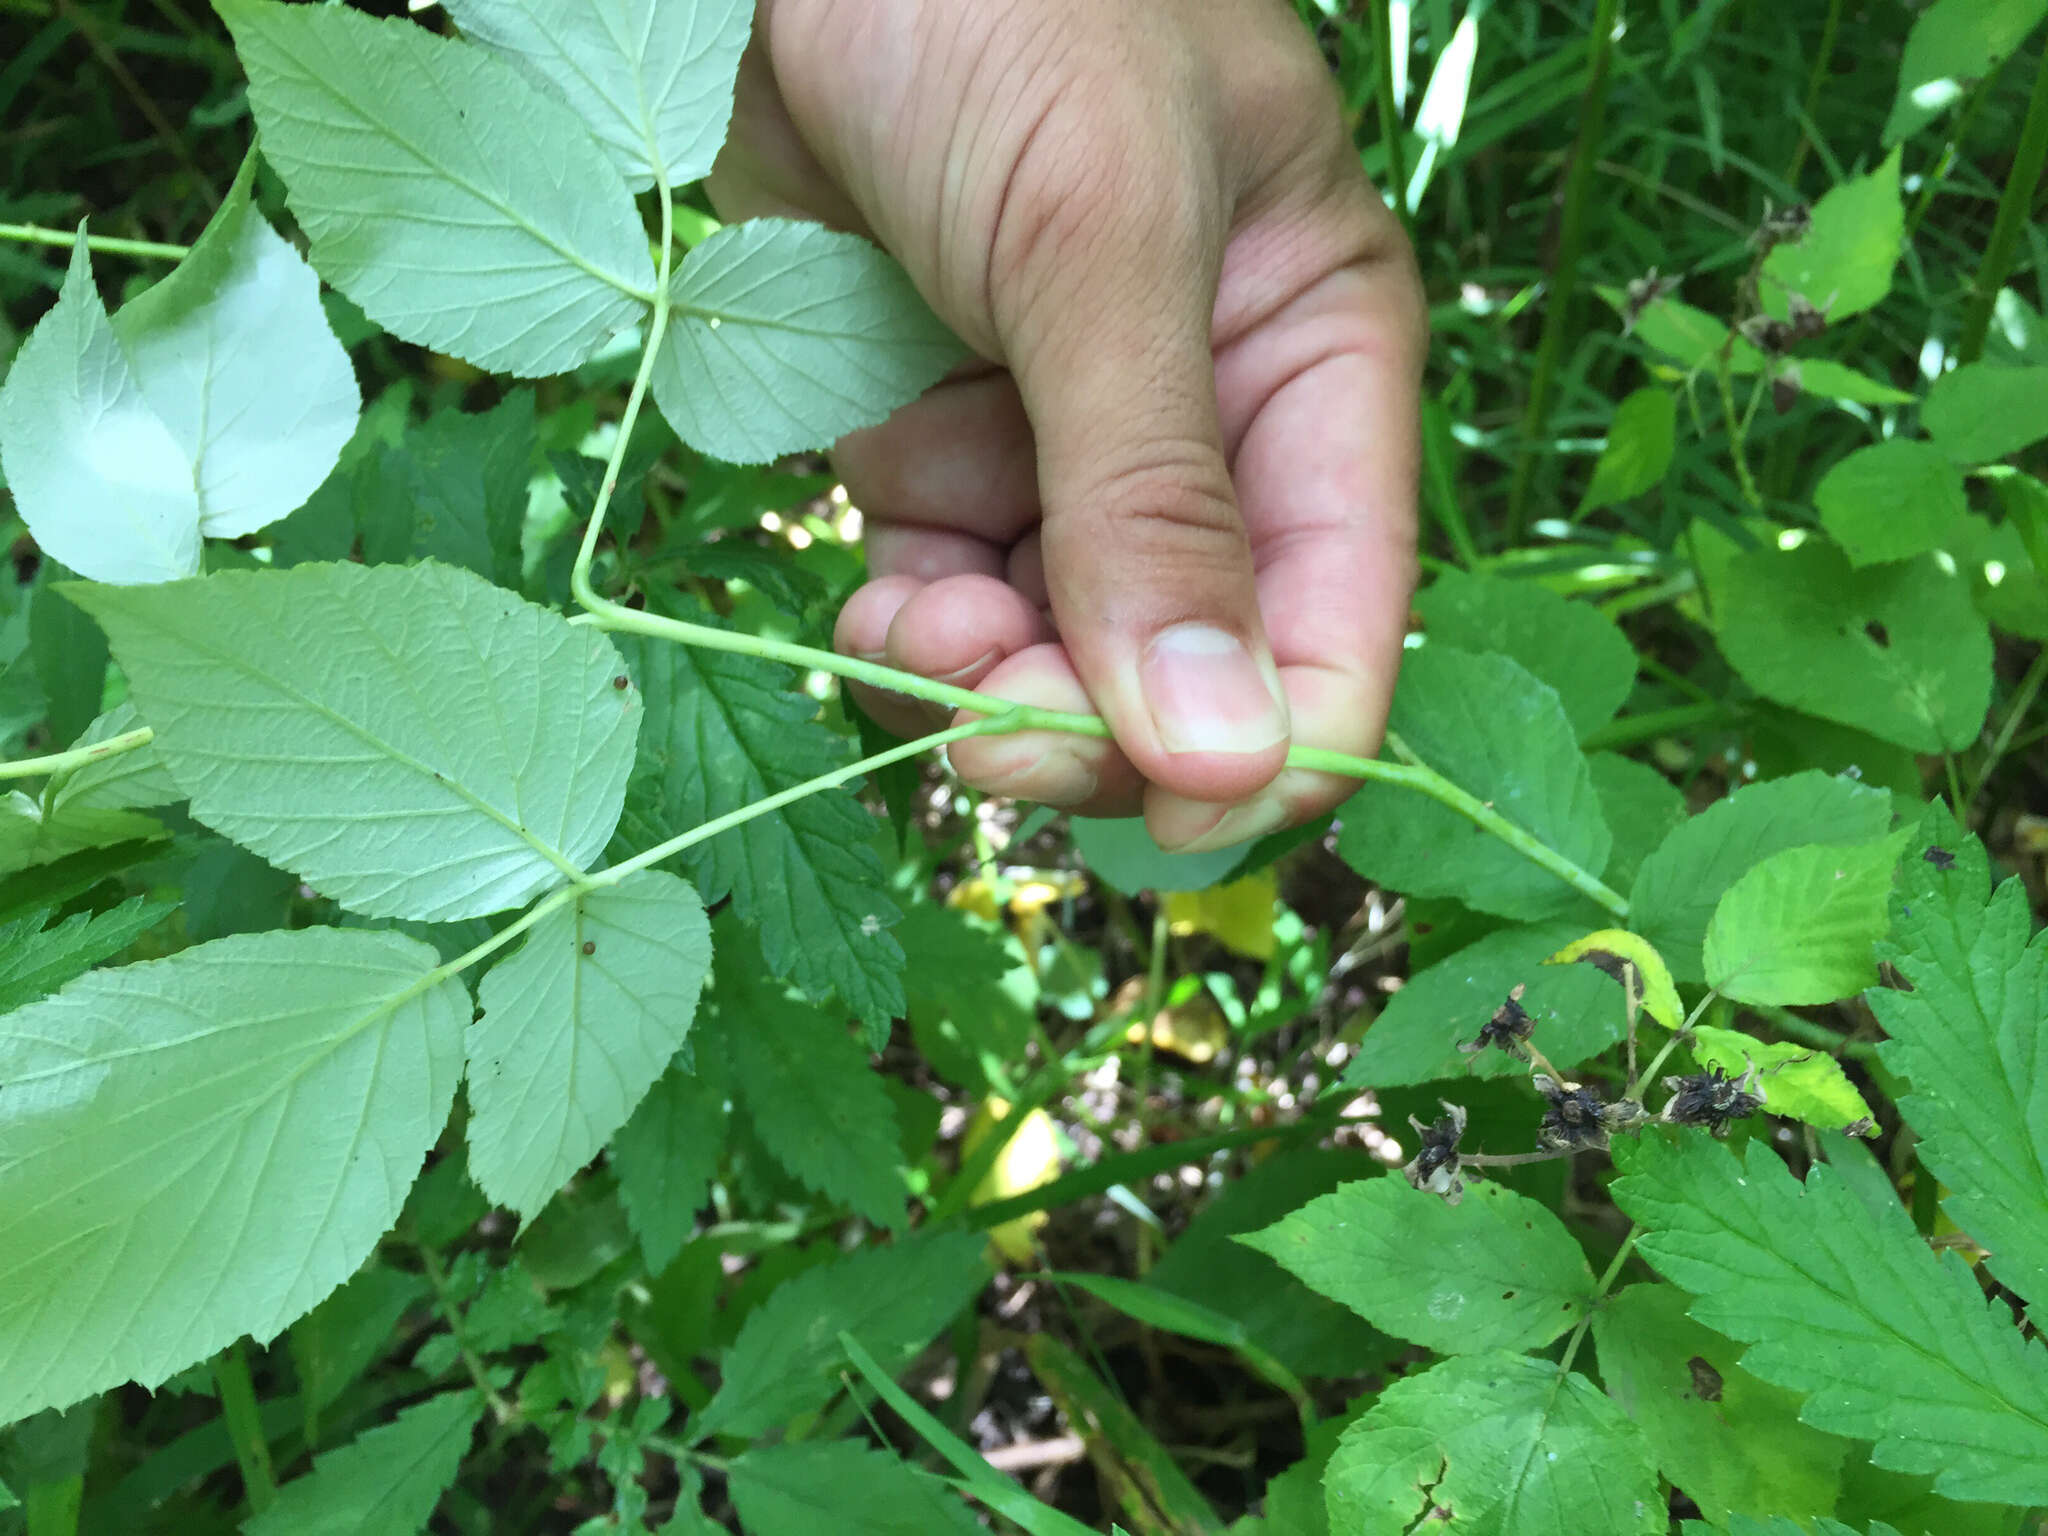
1630, 770, 1892, 983
46, 703, 182, 816
1708, 539, 1992, 753
1796, 359, 1919, 406
355, 392, 535, 589
1593, 1283, 1846, 1528
1239, 1177, 1596, 1354
1762, 148, 1902, 322
1814, 440, 1969, 567
0, 897, 172, 1014
1951, 509, 2048, 640
1833, 1458, 2025, 1536
650, 219, 963, 463
1578, 386, 1677, 515
1718, 1521, 1905, 1536
898, 901, 1034, 1090
29, 579, 106, 748
0, 789, 164, 875
620, 627, 902, 1032
1702, 833, 1905, 1004
1145, 1146, 1397, 1380
1687, 1024, 1878, 1131
1870, 805, 2048, 1318
1412, 571, 1637, 739
440, 0, 750, 193
1923, 363, 2048, 463
694, 1230, 988, 1440
716, 928, 906, 1229
220, 0, 655, 376
1322, 1351, 1662, 1535
110, 159, 358, 540
1335, 647, 1610, 920
1587, 752, 1686, 893
727, 1441, 982, 1536
0, 233, 199, 585
1611, 289, 1762, 374
613, 1061, 726, 1275
71, 562, 640, 922
1612, 1131, 2048, 1505
1885, 0, 2048, 142
1070, 816, 1251, 895
0, 1477, 13, 1513
1342, 920, 1627, 1087
289, 1262, 431, 1415
243, 1391, 480, 1536
0, 928, 468, 1424
1040, 1271, 1306, 1399
467, 870, 711, 1220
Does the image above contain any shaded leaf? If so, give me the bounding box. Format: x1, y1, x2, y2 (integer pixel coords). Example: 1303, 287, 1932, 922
1413, 570, 1637, 740
0, 896, 172, 1015
244, 1391, 480, 1536
1579, 387, 1677, 515
613, 1062, 727, 1275
727, 1441, 982, 1536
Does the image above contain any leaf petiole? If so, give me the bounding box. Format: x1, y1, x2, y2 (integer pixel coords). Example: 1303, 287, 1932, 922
0, 726, 153, 782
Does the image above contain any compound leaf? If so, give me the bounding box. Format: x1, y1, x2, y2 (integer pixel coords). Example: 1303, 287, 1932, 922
715, 927, 905, 1229
1631, 771, 1893, 982
1322, 1351, 1662, 1535
1335, 646, 1610, 921
620, 626, 902, 1034
1239, 1177, 1596, 1355
441, 0, 750, 192
1412, 570, 1637, 740
1593, 1283, 1847, 1528
71, 562, 640, 923
0, 928, 468, 1424
1708, 539, 1991, 753
1703, 834, 1906, 1005
1869, 805, 2048, 1319
0, 234, 199, 586
1613, 1130, 2048, 1505
220, 0, 655, 376
693, 1230, 988, 1440
0, 897, 172, 1015
244, 1390, 480, 1536
111, 159, 358, 539
727, 1441, 983, 1536
467, 870, 711, 1220
651, 219, 963, 463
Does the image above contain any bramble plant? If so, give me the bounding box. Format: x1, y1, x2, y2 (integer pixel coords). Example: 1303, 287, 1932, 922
0, 0, 2045, 1532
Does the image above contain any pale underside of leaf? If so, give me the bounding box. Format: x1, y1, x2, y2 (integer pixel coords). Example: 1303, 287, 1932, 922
0, 928, 467, 1424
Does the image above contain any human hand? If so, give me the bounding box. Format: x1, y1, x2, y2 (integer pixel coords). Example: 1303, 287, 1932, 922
710, 0, 1424, 852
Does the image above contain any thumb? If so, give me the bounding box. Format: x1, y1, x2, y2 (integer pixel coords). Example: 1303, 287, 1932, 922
996, 141, 1290, 807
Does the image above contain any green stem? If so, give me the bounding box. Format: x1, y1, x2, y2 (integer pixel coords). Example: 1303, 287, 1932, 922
1965, 643, 2048, 809
1959, 36, 2048, 363
1580, 701, 1739, 751
0, 222, 190, 260
1784, 0, 1844, 185
416, 1243, 517, 1425
1715, 355, 1763, 509
1505, 0, 1621, 540
1369, 0, 1411, 223
1557, 1226, 1638, 1377
1632, 989, 1720, 1097
0, 726, 152, 782
212, 1341, 276, 1514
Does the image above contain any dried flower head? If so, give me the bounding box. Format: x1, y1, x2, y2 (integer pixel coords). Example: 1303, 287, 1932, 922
1621, 268, 1681, 335
1402, 1102, 1468, 1204
1462, 984, 1535, 1059
1534, 1075, 1645, 1152
1661, 1063, 1767, 1135
1754, 200, 1812, 249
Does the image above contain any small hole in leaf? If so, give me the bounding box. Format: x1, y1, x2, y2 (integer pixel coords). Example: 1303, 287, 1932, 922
1864, 621, 1891, 647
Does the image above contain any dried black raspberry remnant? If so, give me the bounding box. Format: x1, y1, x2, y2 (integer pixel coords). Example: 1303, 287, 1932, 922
1661, 1064, 1767, 1135
1534, 1075, 1644, 1151
1771, 364, 1802, 414
1620, 269, 1681, 334
1462, 983, 1535, 1059
1403, 1102, 1468, 1204
1785, 293, 1828, 342
1924, 846, 1957, 871
1754, 200, 1812, 249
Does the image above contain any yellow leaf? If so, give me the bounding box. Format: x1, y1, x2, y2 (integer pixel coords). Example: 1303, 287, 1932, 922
1123, 990, 1230, 1064
964, 1099, 1062, 1265
1164, 869, 1277, 960
1546, 928, 1684, 1031
946, 875, 1002, 924
1687, 1024, 1878, 1134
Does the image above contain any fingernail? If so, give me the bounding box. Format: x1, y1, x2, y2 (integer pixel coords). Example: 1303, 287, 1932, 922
1162, 792, 1291, 854
1140, 624, 1289, 756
